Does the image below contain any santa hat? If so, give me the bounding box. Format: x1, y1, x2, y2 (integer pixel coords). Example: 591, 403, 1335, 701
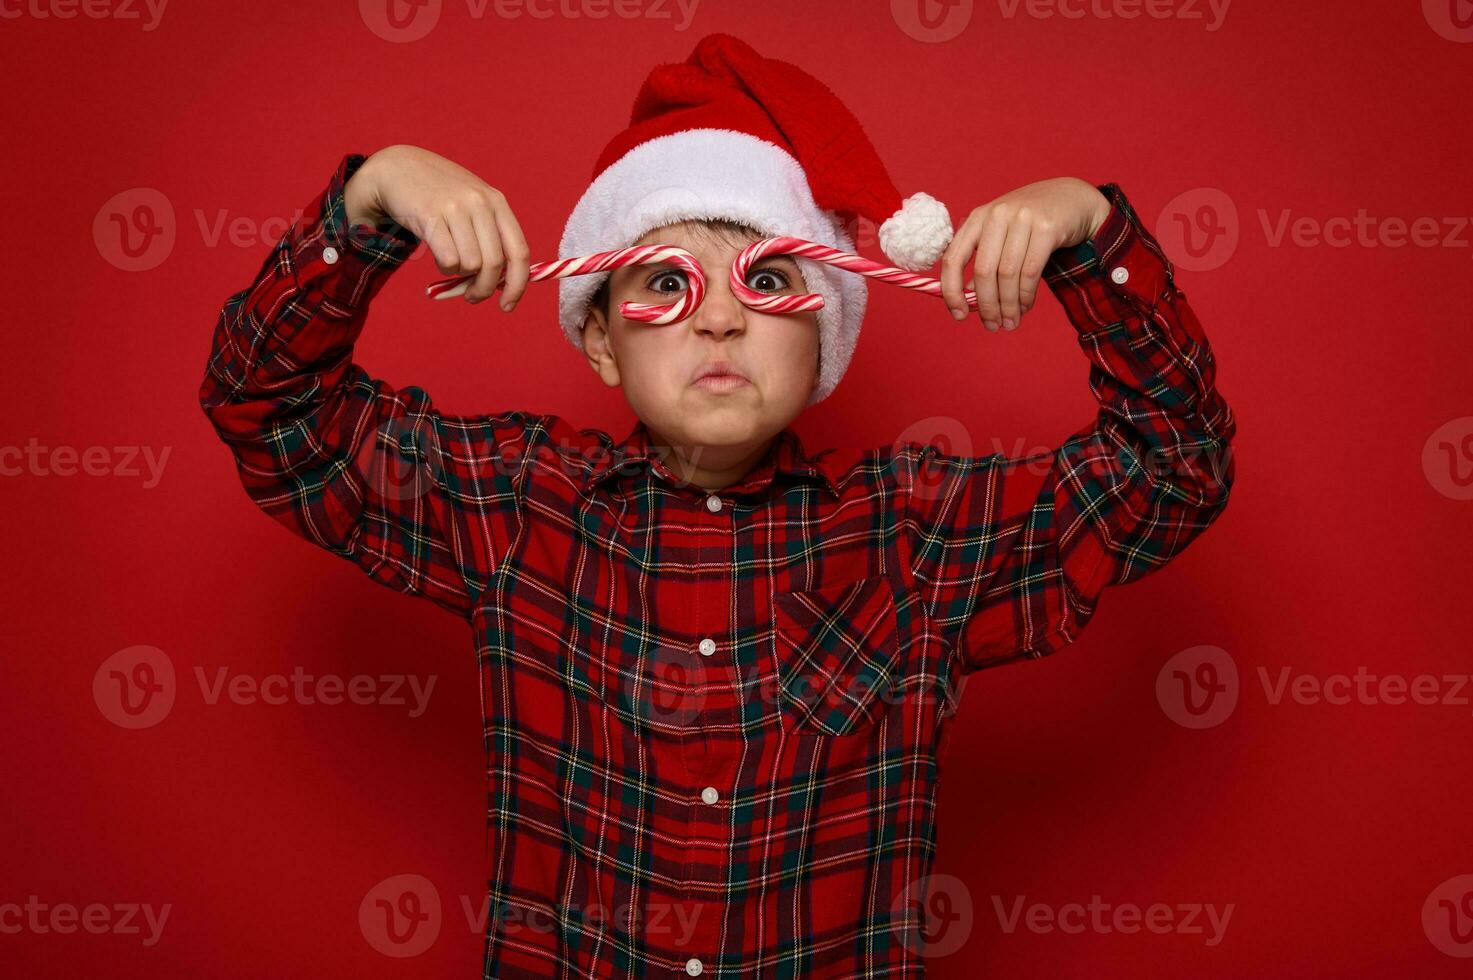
556, 32, 954, 404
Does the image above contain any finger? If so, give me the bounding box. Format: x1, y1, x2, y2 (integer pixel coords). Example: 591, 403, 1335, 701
424, 214, 463, 278
492, 199, 531, 311
939, 210, 982, 320
467, 206, 504, 305
996, 218, 1032, 330
1017, 231, 1055, 318
446, 208, 486, 301
971, 210, 1010, 331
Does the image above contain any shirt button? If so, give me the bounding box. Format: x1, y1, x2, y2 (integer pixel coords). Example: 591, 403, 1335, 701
1110, 265, 1129, 284
322, 245, 340, 265
697, 638, 716, 657
685, 958, 704, 976
700, 786, 719, 805
704, 494, 723, 513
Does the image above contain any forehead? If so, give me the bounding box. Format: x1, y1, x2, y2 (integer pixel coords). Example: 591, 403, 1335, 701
632, 219, 762, 249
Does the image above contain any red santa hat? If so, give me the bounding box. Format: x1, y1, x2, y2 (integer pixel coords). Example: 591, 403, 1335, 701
557, 32, 954, 404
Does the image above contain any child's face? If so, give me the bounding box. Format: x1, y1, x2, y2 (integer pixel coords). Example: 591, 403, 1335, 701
581, 220, 821, 462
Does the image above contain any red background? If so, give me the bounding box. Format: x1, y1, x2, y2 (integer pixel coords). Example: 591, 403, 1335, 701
4, 1, 1471, 976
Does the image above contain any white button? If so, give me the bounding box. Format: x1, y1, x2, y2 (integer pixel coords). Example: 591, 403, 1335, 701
322, 246, 340, 265
700, 786, 719, 805
704, 494, 723, 513
1110, 265, 1129, 284
698, 638, 716, 657
685, 958, 703, 976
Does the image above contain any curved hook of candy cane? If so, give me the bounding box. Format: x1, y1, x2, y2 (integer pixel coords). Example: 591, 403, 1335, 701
424, 244, 708, 325
729, 236, 980, 312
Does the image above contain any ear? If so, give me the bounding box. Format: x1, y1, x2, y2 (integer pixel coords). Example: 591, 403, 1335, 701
582, 303, 622, 388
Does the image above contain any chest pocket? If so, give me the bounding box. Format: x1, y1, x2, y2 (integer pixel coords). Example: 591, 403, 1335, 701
773, 576, 902, 737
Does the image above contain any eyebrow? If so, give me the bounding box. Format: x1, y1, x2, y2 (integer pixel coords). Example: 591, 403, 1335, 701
616, 252, 804, 280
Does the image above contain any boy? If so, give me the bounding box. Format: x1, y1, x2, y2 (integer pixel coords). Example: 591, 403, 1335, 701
201, 32, 1234, 979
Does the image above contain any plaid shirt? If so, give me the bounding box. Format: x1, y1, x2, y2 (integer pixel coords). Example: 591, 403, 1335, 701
200, 153, 1235, 978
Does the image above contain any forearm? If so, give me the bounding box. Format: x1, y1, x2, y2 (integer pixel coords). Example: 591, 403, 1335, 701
1042, 182, 1237, 591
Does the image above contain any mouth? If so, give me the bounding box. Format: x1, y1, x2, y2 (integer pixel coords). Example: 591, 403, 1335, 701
690, 362, 751, 392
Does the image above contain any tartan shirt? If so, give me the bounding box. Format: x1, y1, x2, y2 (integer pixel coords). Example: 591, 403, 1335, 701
200, 152, 1236, 978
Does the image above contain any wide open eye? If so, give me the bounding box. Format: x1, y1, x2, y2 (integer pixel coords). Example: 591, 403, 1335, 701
745, 266, 791, 294
644, 269, 690, 295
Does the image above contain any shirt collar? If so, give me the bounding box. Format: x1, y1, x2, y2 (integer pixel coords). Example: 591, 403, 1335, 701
580, 418, 841, 500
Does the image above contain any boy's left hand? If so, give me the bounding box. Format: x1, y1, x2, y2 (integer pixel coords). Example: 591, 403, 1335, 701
939, 177, 1111, 331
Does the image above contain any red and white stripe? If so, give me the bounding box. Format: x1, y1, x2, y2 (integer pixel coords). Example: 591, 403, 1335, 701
425, 244, 707, 325
730, 236, 978, 313
426, 237, 978, 322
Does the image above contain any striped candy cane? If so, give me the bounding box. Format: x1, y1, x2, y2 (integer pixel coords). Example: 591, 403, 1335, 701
425, 244, 707, 325
729, 236, 979, 313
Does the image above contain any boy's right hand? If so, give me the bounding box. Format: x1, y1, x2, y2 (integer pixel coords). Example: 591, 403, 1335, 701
344, 144, 531, 310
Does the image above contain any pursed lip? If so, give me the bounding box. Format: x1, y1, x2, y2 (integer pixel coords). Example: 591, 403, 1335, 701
690, 361, 750, 384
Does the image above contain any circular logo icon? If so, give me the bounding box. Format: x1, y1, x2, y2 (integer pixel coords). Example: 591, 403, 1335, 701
891, 0, 974, 43
890, 416, 975, 504
94, 188, 175, 272
612, 645, 709, 731
1155, 188, 1239, 274
1156, 645, 1238, 729
1422, 416, 1473, 501
360, 873, 442, 957
93, 645, 176, 729
1423, 874, 1473, 957
1423, 0, 1473, 42
359, 0, 441, 42
890, 873, 973, 958
355, 416, 449, 503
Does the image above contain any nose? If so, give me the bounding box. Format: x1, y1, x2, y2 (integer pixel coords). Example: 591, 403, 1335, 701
691, 270, 746, 340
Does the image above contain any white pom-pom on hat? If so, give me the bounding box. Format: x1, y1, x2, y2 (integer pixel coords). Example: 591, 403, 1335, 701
878, 192, 954, 272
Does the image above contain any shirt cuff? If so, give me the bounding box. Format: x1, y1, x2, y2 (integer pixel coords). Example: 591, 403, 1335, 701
1041, 182, 1176, 313
288, 152, 421, 314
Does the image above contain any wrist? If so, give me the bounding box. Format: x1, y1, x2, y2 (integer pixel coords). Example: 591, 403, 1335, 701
1081, 183, 1111, 241
344, 156, 386, 230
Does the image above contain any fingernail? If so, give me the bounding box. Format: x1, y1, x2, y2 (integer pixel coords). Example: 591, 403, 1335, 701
951, 307, 965, 320
1002, 318, 1016, 330
500, 300, 511, 312
984, 320, 998, 331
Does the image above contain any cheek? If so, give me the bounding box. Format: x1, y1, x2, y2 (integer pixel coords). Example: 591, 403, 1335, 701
753, 314, 821, 378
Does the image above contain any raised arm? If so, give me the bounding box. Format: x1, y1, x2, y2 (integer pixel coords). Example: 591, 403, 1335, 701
198, 148, 542, 618
902, 182, 1237, 673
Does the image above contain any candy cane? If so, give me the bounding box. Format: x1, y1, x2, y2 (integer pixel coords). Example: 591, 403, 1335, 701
425, 244, 707, 325
730, 236, 979, 313
424, 237, 979, 322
